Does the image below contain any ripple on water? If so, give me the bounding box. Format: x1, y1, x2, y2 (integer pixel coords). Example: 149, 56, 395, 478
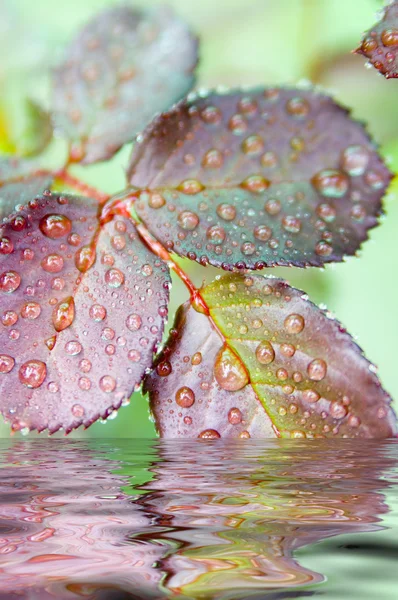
0, 439, 397, 599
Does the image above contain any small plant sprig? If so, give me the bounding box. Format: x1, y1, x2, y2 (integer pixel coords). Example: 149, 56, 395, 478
0, 4, 396, 438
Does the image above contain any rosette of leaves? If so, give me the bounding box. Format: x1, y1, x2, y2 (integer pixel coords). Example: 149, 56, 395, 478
0, 4, 396, 438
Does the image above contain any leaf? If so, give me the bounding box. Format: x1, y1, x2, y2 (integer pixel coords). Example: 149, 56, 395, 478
145, 273, 397, 439
128, 87, 392, 270
19, 99, 53, 157
355, 1, 398, 79
0, 157, 53, 220
0, 191, 170, 433
52, 5, 198, 165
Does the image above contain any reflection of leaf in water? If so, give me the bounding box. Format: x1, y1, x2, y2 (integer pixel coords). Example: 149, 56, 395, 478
0, 440, 395, 599
0, 440, 163, 598
135, 440, 394, 598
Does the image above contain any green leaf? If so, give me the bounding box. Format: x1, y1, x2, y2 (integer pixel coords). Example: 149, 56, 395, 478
146, 273, 397, 439
52, 5, 198, 164
355, 1, 398, 79
128, 87, 391, 270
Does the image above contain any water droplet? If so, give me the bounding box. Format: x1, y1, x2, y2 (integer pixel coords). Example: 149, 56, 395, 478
241, 175, 271, 193
126, 313, 142, 331
315, 241, 333, 257
254, 225, 272, 241
198, 429, 221, 439
216, 203, 236, 221
68, 232, 81, 246
141, 264, 153, 277
111, 235, 126, 251
214, 345, 249, 391
79, 359, 92, 373
228, 407, 242, 424
241, 135, 264, 155
255, 341, 275, 365
72, 404, 85, 418
202, 149, 224, 169
0, 355, 15, 374
128, 349, 141, 362
282, 215, 301, 233
0, 237, 14, 254
39, 214, 72, 239
280, 343, 296, 358
53, 297, 75, 332
206, 225, 226, 244
264, 199, 281, 215
381, 28, 398, 47
105, 268, 125, 288
302, 389, 320, 403
89, 304, 107, 321
307, 358, 327, 381
175, 386, 195, 408
156, 360, 172, 377
286, 97, 310, 118
191, 352, 202, 365
312, 169, 349, 198
41, 254, 64, 273
21, 302, 41, 320
178, 180, 204, 195
0, 271, 21, 293
241, 242, 256, 256
261, 151, 278, 168
65, 340, 82, 356
228, 114, 247, 135
75, 245, 96, 272
2, 310, 18, 326
341, 145, 369, 176
361, 38, 377, 55
45, 336, 57, 351
100, 375, 116, 393
19, 360, 47, 388
284, 314, 305, 334
316, 203, 336, 222
177, 210, 199, 230
148, 192, 166, 209
331, 402, 348, 419
201, 105, 222, 124
47, 381, 59, 393
79, 376, 91, 391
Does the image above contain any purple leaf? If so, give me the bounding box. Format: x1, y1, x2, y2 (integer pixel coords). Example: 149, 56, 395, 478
128, 87, 391, 270
356, 1, 398, 79
0, 192, 170, 433
146, 273, 397, 439
0, 158, 53, 220
52, 5, 198, 164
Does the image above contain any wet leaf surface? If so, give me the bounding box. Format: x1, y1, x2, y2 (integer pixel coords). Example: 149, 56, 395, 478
53, 5, 198, 164
0, 192, 170, 433
356, 1, 398, 79
128, 87, 391, 270
146, 273, 397, 439
0, 158, 53, 220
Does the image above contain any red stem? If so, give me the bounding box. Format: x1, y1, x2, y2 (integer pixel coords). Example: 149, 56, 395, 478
54, 169, 110, 204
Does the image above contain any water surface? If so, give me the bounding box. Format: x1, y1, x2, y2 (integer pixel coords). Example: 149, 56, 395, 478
0, 439, 397, 599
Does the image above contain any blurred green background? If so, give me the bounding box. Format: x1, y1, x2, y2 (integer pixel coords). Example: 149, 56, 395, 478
0, 0, 397, 438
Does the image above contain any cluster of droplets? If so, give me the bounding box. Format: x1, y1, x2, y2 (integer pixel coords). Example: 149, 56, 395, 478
135, 90, 389, 270
357, 6, 398, 79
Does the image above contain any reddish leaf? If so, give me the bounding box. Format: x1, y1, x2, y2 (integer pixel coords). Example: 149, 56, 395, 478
128, 88, 391, 270
356, 1, 398, 79
146, 273, 397, 439
0, 158, 53, 220
52, 5, 198, 164
0, 192, 170, 433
